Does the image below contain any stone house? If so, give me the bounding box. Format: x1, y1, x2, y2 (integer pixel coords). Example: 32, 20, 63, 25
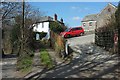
81, 3, 117, 32
81, 14, 98, 32
96, 3, 117, 29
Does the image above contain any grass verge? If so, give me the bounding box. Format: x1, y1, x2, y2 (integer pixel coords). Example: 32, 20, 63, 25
17, 54, 33, 73
40, 49, 53, 69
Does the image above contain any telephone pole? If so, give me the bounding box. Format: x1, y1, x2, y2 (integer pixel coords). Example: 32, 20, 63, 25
18, 0, 25, 56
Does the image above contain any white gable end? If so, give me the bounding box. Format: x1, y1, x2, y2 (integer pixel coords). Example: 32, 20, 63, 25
33, 22, 49, 33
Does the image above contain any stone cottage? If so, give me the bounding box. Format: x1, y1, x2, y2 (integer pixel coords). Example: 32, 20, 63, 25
81, 14, 98, 32
81, 3, 117, 32
96, 3, 117, 29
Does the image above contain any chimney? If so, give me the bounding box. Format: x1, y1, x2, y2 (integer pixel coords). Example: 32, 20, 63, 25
54, 14, 57, 21
61, 18, 63, 23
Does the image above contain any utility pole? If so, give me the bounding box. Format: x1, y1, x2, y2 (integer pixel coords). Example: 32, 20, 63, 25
18, 0, 25, 56
22, 0, 25, 39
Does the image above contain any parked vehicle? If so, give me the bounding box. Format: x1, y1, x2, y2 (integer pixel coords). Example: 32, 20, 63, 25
60, 27, 84, 38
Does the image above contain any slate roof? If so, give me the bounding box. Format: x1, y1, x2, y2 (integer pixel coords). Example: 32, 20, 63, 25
81, 14, 98, 22
35, 16, 64, 25
36, 16, 53, 23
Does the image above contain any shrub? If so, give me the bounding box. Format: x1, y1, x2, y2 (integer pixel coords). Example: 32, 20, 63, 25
49, 21, 66, 34
17, 54, 33, 72
95, 14, 117, 51
115, 2, 120, 52
50, 31, 66, 57
34, 32, 47, 40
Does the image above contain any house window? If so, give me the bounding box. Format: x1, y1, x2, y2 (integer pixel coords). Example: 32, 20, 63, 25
89, 22, 92, 26
36, 24, 38, 28
42, 23, 44, 28
36, 33, 40, 40
83, 23, 86, 26
108, 8, 111, 12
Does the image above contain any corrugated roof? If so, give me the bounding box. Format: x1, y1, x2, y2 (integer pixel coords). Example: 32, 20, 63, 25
81, 14, 98, 22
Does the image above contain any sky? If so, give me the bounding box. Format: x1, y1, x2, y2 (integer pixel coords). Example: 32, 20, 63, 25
29, 2, 118, 27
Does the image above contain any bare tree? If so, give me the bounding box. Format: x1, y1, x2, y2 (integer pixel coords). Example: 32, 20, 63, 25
1, 2, 22, 55
1, 1, 43, 57
17, 2, 43, 57
1, 2, 22, 23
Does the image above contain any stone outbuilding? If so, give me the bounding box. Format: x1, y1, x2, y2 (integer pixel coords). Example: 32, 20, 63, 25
81, 3, 117, 32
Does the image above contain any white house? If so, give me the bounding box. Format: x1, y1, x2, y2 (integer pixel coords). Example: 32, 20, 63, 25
33, 16, 52, 40
33, 14, 64, 40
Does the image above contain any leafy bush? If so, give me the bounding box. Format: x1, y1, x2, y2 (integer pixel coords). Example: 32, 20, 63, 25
17, 54, 33, 72
49, 21, 66, 34
115, 2, 120, 52
34, 32, 47, 40
95, 14, 117, 51
39, 32, 47, 39
50, 31, 66, 57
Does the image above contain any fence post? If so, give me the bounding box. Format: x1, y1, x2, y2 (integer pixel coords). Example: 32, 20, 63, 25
114, 32, 118, 53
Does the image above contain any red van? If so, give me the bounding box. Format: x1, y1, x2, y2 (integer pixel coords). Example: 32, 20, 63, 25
60, 27, 84, 38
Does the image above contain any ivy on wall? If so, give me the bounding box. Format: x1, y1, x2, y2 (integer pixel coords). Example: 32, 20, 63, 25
49, 21, 66, 34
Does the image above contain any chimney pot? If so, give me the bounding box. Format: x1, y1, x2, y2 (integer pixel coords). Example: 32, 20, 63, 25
54, 14, 57, 21
61, 18, 63, 23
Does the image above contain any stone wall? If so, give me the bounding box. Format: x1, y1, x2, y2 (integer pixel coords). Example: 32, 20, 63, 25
82, 21, 96, 32
96, 4, 117, 29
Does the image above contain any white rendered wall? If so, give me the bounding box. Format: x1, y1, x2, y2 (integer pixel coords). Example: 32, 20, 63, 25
33, 22, 49, 33
33, 22, 50, 39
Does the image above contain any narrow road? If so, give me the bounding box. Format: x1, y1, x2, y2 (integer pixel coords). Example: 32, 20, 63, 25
26, 34, 120, 79
1, 54, 17, 78
67, 34, 95, 46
